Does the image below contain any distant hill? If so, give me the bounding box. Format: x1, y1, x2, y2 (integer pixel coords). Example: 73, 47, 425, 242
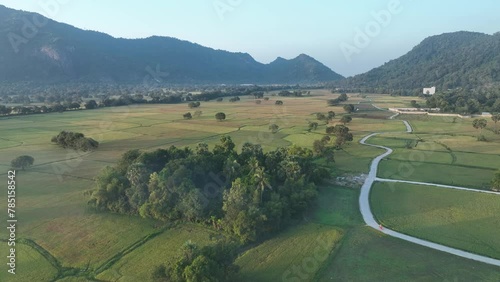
0, 5, 343, 85
347, 31, 500, 91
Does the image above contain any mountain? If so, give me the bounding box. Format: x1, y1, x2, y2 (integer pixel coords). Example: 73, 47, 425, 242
348, 31, 500, 91
0, 5, 343, 85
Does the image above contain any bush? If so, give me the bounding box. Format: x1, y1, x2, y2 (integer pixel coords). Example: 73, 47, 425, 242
51, 131, 99, 151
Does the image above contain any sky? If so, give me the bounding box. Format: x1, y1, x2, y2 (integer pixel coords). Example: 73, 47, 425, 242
1, 0, 499, 76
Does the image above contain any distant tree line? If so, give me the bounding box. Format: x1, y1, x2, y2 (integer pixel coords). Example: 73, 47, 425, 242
327, 93, 349, 106
0, 84, 305, 117
426, 87, 500, 114
88, 136, 329, 243
51, 131, 99, 151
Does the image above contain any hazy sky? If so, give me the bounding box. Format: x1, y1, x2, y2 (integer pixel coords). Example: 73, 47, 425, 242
1, 0, 499, 76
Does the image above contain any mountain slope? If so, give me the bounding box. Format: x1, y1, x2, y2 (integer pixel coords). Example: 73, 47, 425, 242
348, 31, 500, 90
0, 5, 343, 85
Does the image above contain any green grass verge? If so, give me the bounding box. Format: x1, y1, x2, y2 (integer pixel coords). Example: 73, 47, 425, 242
0, 243, 58, 282
371, 182, 500, 259
236, 223, 343, 282
317, 226, 500, 281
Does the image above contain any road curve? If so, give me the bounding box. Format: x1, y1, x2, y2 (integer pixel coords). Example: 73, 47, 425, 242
358, 121, 500, 267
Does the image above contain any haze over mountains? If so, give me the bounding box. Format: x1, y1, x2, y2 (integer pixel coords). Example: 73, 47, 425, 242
0, 5, 343, 85
347, 31, 500, 90
1, 4, 499, 89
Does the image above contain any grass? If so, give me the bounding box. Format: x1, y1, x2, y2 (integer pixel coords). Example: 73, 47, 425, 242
1, 92, 500, 280
0, 244, 58, 282
371, 182, 500, 259
378, 159, 495, 189
312, 186, 363, 227
236, 223, 344, 282
317, 226, 500, 282
96, 224, 218, 282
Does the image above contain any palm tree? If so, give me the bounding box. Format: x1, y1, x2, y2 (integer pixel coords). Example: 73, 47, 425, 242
253, 166, 272, 204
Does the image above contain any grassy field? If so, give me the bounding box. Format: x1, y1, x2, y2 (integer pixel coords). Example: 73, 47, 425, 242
1, 92, 499, 280
368, 116, 500, 189
371, 182, 500, 259
0, 244, 58, 282
97, 224, 218, 282
236, 223, 343, 282
317, 226, 500, 282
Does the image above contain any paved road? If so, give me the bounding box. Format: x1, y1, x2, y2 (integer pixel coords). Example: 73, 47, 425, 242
358, 121, 500, 267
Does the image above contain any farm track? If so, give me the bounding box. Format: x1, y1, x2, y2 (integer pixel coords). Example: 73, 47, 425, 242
359, 118, 500, 267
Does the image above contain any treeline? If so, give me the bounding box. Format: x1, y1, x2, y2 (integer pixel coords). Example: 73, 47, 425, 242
0, 85, 304, 117
51, 131, 99, 152
88, 136, 328, 243
327, 93, 349, 106
426, 87, 500, 114
277, 90, 311, 97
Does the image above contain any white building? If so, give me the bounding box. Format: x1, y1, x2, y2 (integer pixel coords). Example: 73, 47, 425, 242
423, 87, 436, 95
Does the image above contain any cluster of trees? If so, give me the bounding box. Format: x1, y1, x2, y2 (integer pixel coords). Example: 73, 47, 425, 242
327, 93, 349, 106
275, 100, 284, 105
229, 97, 241, 102
51, 131, 99, 151
277, 90, 310, 97
152, 240, 239, 282
426, 88, 500, 114
11, 155, 35, 170
183, 111, 202, 120
315, 111, 336, 123
188, 102, 201, 108
343, 104, 356, 113
326, 125, 354, 148
88, 136, 328, 243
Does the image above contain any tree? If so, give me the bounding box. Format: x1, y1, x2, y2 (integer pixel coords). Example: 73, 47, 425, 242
275, 100, 284, 105
340, 115, 353, 125
492, 114, 500, 133
327, 111, 336, 122
85, 100, 98, 109
308, 122, 318, 131
183, 112, 193, 120
326, 125, 353, 148
194, 110, 202, 118
472, 118, 487, 134
11, 155, 34, 170
338, 93, 348, 102
343, 104, 355, 113
255, 100, 262, 104
216, 97, 224, 102
269, 124, 279, 133
316, 113, 327, 121
215, 112, 226, 121
68, 102, 81, 110
264, 97, 270, 101
312, 140, 325, 155
188, 101, 201, 108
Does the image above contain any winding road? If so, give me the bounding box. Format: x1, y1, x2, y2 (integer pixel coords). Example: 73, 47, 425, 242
358, 119, 500, 267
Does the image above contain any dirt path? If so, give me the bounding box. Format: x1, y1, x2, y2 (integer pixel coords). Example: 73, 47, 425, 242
358, 121, 500, 267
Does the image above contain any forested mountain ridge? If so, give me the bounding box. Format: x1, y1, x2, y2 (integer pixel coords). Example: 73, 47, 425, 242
347, 31, 500, 92
0, 5, 343, 85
